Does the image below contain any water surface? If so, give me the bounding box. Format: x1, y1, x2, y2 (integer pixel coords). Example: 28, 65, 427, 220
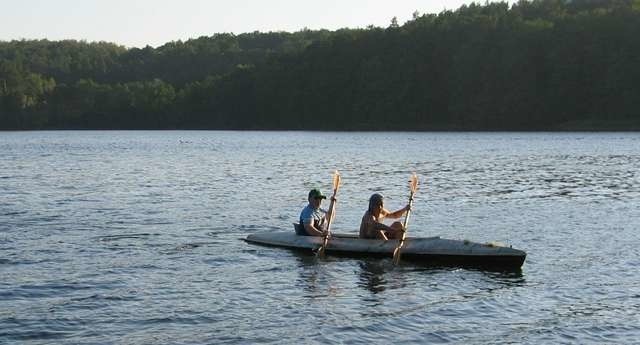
1, 131, 639, 344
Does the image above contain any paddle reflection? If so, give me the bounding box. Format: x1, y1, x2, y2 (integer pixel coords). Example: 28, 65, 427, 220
289, 251, 341, 298
357, 260, 390, 294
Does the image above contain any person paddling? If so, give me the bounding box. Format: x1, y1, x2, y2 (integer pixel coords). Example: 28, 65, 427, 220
296, 188, 336, 237
359, 193, 410, 240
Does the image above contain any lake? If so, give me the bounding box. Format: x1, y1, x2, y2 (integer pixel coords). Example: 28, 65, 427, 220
1, 131, 639, 344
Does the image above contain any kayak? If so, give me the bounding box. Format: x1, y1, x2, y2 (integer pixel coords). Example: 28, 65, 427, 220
245, 231, 526, 270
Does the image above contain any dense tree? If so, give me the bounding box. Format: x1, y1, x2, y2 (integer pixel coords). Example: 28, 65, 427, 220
1, 0, 639, 130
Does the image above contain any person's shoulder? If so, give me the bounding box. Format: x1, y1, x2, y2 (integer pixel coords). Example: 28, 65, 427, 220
300, 204, 312, 215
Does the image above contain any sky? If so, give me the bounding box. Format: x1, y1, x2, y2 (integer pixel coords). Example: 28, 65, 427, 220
1, 0, 514, 48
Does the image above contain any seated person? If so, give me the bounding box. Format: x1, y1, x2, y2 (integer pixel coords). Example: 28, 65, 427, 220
359, 193, 409, 240
297, 188, 336, 236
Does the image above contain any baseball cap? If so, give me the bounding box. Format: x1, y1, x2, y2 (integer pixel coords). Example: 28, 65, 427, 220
308, 188, 327, 199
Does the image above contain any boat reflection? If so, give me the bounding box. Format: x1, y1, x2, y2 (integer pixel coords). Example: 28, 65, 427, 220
355, 259, 526, 295
357, 260, 389, 294
288, 250, 526, 298
289, 251, 342, 298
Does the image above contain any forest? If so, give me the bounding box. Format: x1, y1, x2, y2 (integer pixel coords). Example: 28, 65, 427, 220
1, 0, 639, 130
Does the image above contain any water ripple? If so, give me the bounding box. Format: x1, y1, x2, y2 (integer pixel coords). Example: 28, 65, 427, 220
1, 131, 639, 344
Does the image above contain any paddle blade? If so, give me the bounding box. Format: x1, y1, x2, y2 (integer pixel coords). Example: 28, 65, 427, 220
409, 172, 418, 194
332, 170, 341, 191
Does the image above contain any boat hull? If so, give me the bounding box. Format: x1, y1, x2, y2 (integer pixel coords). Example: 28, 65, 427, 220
245, 232, 526, 270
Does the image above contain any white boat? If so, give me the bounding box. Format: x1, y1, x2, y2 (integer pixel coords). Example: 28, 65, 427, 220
245, 231, 526, 270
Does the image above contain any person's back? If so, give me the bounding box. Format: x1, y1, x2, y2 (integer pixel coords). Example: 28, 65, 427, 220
359, 210, 378, 239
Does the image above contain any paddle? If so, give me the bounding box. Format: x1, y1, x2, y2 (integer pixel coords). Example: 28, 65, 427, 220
317, 170, 341, 258
392, 173, 419, 265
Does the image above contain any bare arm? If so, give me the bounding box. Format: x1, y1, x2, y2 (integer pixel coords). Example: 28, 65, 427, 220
303, 221, 325, 237
383, 205, 410, 219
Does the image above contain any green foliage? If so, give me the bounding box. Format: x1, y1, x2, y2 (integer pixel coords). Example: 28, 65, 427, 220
1, 0, 640, 130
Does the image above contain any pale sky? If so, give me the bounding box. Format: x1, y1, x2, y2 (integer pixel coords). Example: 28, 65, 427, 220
1, 0, 513, 48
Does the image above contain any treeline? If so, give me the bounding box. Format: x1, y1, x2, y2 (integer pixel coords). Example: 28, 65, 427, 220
2, 0, 640, 130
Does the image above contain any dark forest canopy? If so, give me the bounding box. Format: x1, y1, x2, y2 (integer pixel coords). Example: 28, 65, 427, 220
1, 0, 640, 130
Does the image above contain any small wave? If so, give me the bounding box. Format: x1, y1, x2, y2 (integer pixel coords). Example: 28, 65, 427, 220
97, 233, 154, 242
128, 314, 220, 327
0, 258, 57, 266
71, 292, 142, 303
238, 224, 263, 231
206, 227, 230, 237
162, 241, 223, 255
3, 330, 73, 341
175, 243, 202, 250
1, 282, 93, 299
1, 210, 28, 216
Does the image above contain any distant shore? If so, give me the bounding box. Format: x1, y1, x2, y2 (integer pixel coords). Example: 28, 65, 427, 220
2, 1, 640, 132
2, 120, 640, 132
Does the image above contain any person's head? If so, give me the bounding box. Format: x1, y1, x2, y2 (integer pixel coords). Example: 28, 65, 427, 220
368, 193, 384, 213
308, 188, 326, 207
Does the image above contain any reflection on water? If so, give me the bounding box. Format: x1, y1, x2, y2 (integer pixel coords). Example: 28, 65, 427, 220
356, 259, 526, 296
290, 250, 344, 298
358, 260, 389, 294
482, 270, 526, 287
289, 250, 526, 300
1, 131, 639, 344
293, 252, 322, 296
